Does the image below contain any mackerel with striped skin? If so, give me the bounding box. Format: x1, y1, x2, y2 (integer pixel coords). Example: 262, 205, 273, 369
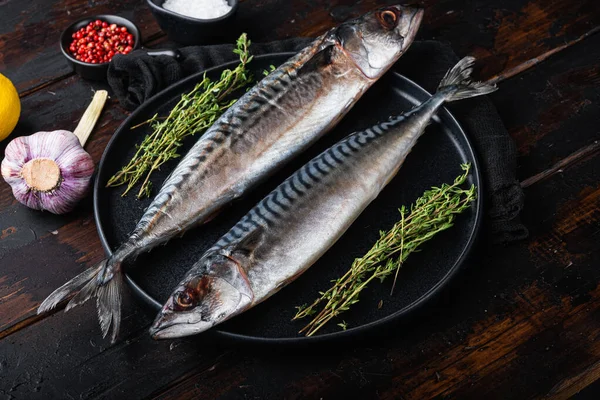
150, 56, 498, 339
38, 5, 424, 343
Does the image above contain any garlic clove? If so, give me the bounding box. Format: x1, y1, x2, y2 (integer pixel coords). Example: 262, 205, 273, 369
31, 130, 79, 162
5, 176, 32, 207
56, 141, 95, 178
1, 135, 28, 173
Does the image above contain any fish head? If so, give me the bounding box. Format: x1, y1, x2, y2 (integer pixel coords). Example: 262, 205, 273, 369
149, 253, 253, 339
335, 5, 424, 79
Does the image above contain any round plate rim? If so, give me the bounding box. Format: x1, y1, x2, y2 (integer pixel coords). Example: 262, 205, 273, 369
93, 52, 483, 345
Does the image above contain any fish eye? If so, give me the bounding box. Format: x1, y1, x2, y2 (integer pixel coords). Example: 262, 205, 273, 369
175, 288, 196, 309
379, 9, 398, 29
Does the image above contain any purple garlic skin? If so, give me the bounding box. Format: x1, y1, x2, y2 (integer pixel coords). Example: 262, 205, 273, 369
1, 130, 95, 214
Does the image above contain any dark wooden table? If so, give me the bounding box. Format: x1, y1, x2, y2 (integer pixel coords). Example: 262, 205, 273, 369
1, 0, 599, 398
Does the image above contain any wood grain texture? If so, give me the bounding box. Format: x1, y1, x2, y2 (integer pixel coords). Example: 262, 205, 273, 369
1, 0, 600, 399
521, 141, 600, 188
490, 31, 600, 182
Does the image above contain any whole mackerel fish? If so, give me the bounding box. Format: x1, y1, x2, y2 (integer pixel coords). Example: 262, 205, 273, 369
149, 57, 497, 339
38, 5, 424, 342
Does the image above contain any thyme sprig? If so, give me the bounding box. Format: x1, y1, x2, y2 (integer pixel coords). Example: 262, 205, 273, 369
107, 33, 254, 198
293, 164, 477, 336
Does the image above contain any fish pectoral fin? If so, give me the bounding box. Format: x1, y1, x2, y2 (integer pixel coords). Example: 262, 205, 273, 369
297, 42, 336, 75
223, 225, 265, 262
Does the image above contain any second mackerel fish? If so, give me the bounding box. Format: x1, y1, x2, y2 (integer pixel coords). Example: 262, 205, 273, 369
38, 5, 424, 342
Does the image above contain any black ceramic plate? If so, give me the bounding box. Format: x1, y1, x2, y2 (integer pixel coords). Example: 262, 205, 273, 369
94, 53, 482, 344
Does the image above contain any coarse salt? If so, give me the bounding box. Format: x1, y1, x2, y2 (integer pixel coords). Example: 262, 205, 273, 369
162, 0, 232, 20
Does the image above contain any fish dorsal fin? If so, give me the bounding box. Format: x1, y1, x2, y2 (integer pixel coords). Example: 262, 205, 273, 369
222, 225, 265, 263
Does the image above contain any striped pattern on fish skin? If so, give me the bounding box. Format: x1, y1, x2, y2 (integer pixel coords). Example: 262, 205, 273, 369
38, 5, 425, 344
150, 56, 496, 339
213, 103, 432, 301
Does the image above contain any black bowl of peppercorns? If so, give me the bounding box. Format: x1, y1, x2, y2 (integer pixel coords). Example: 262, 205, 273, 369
60, 15, 141, 81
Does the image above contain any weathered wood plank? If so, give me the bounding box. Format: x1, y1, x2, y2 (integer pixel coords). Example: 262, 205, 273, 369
491, 32, 600, 183
521, 141, 600, 188
566, 376, 600, 400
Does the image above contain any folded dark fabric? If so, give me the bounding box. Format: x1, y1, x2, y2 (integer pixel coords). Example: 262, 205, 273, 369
108, 38, 312, 111
107, 39, 527, 244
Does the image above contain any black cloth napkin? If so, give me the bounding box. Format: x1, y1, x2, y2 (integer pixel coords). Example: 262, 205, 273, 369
108, 38, 311, 111
107, 39, 527, 244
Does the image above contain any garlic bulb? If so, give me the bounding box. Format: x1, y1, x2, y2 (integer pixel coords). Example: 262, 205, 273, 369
1, 90, 107, 214
1, 130, 94, 214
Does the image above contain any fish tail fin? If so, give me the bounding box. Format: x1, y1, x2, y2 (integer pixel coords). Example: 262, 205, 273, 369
37, 256, 125, 344
437, 56, 497, 102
